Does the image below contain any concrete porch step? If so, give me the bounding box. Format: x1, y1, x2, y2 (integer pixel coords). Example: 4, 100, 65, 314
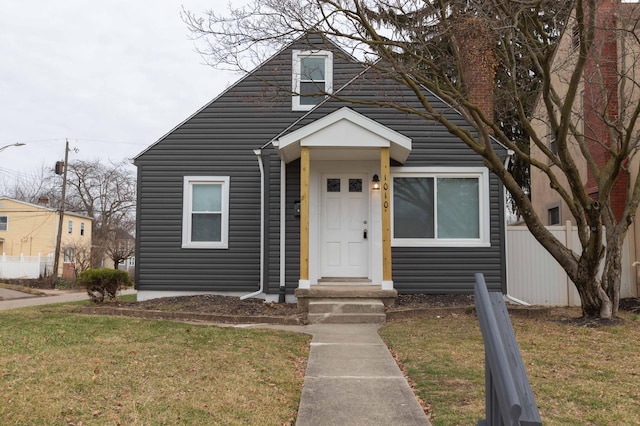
307, 298, 386, 324
295, 285, 398, 308
307, 312, 386, 324
308, 298, 385, 314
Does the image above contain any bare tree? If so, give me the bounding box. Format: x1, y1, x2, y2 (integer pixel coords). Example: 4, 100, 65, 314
53, 159, 136, 269
105, 220, 136, 270
1, 164, 57, 204
184, 0, 640, 319
63, 240, 93, 277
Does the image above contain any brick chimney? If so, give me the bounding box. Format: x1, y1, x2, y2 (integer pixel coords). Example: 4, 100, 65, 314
453, 14, 496, 128
583, 0, 627, 220
37, 196, 49, 206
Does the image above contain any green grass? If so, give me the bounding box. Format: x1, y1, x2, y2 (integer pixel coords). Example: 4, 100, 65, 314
380, 312, 640, 425
0, 305, 309, 425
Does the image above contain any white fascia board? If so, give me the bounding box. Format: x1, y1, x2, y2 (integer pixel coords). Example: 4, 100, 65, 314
275, 107, 412, 162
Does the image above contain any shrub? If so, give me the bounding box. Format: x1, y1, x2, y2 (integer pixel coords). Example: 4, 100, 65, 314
78, 268, 133, 303
54, 279, 71, 290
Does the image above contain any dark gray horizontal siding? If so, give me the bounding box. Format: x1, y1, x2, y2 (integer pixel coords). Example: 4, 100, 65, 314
284, 160, 301, 290
280, 65, 507, 294
264, 153, 285, 294
136, 161, 262, 292
135, 35, 363, 293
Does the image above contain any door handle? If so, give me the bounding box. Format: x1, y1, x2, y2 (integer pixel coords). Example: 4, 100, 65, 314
363, 228, 368, 239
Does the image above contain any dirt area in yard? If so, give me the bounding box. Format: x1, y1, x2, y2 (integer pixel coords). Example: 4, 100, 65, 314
95, 293, 640, 324
116, 293, 476, 317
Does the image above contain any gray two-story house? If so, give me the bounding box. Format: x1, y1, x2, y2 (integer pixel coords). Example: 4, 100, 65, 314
133, 34, 507, 302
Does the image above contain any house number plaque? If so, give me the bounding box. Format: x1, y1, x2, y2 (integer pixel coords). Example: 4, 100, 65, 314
383, 174, 389, 211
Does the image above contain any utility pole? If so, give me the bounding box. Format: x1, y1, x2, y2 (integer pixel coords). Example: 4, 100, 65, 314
53, 140, 69, 281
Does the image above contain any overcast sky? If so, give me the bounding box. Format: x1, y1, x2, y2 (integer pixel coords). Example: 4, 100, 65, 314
0, 1, 238, 189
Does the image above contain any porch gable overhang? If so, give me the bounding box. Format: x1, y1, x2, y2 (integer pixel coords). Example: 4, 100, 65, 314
273, 107, 412, 163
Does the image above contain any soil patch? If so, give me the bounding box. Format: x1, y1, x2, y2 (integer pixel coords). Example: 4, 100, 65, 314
88, 294, 640, 324
619, 297, 640, 313
114, 293, 475, 316
117, 294, 304, 316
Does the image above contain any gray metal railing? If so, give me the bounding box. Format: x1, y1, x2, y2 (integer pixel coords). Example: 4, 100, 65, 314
474, 273, 542, 426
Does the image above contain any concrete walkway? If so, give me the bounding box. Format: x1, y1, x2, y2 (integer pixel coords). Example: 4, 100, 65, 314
295, 324, 431, 426
0, 289, 431, 425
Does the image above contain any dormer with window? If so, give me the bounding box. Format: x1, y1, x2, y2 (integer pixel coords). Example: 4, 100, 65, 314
292, 50, 333, 111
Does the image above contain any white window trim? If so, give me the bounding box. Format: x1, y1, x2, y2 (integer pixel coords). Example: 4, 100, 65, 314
182, 176, 230, 249
391, 167, 491, 247
0, 215, 7, 231
68, 220, 73, 234
292, 50, 333, 111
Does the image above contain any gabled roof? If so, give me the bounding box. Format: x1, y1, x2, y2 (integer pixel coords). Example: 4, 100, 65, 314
133, 33, 362, 163
0, 197, 93, 220
273, 107, 412, 163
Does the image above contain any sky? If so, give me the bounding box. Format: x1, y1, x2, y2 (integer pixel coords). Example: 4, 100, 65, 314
0, 1, 238, 188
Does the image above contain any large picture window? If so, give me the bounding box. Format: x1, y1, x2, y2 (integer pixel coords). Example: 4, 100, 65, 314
392, 168, 490, 247
292, 50, 333, 111
182, 176, 230, 249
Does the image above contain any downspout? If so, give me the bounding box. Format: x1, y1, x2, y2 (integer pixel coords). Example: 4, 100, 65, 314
279, 159, 287, 303
503, 149, 531, 306
240, 149, 265, 300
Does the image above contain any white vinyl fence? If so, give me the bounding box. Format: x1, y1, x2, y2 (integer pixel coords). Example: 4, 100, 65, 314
0, 253, 54, 279
507, 222, 636, 306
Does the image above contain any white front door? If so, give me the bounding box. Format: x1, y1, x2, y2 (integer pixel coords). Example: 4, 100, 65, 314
320, 174, 369, 278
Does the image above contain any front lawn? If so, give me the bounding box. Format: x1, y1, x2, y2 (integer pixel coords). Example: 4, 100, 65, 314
380, 312, 640, 425
0, 305, 309, 425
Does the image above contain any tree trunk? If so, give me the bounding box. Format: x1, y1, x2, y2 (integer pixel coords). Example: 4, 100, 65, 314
572, 235, 625, 319
574, 256, 608, 318
602, 232, 623, 317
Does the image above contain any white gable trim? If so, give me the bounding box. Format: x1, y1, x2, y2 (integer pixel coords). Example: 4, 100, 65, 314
273, 107, 412, 163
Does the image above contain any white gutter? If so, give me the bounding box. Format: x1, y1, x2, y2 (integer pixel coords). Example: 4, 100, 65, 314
503, 149, 530, 306
241, 149, 265, 300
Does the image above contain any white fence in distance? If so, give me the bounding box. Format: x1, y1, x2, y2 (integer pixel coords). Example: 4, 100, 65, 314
0, 253, 54, 279
507, 223, 636, 306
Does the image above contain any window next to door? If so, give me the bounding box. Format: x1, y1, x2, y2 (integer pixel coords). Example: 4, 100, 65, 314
182, 176, 230, 249
391, 167, 490, 247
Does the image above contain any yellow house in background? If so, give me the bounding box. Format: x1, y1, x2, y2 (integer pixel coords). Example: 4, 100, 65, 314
0, 197, 93, 278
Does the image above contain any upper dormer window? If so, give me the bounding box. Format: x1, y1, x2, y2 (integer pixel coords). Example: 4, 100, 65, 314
292, 50, 333, 111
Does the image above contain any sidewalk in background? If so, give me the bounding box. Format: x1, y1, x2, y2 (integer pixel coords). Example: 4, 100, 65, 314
0, 287, 136, 310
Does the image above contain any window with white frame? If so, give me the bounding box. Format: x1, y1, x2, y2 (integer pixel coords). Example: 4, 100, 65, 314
80, 222, 85, 236
391, 168, 490, 247
292, 50, 333, 111
182, 176, 230, 249
0, 216, 6, 231
68, 220, 73, 234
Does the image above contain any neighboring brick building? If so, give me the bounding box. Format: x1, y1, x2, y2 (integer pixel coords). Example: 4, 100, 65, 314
530, 1, 640, 289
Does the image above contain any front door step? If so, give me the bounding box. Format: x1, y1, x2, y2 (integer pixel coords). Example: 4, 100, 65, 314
295, 285, 398, 309
318, 277, 371, 285
306, 298, 386, 324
